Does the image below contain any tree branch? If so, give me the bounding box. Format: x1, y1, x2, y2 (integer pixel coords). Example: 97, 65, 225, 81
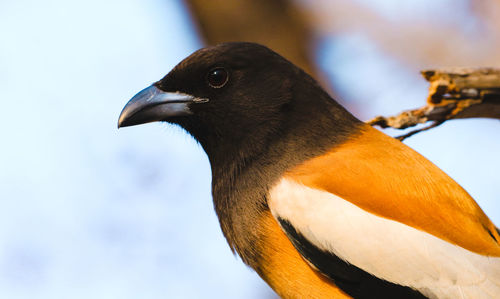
368, 68, 500, 140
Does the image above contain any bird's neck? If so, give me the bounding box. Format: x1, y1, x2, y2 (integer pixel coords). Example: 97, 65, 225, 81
206, 96, 363, 269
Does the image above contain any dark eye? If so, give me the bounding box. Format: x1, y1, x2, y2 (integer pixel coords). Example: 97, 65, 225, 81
207, 67, 229, 88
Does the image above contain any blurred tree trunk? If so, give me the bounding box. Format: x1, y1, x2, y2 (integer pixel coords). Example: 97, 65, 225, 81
184, 0, 318, 79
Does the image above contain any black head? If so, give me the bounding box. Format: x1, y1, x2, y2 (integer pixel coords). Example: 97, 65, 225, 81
118, 42, 360, 167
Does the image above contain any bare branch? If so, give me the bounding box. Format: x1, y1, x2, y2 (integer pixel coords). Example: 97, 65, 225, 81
368, 68, 500, 140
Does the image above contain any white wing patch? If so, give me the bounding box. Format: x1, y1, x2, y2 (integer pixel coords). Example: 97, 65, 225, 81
268, 178, 500, 299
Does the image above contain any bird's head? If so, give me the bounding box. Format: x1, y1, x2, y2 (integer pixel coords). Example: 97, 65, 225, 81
118, 42, 359, 167
120, 43, 296, 144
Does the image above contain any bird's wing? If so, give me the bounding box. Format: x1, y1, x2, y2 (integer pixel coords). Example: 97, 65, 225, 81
268, 125, 500, 299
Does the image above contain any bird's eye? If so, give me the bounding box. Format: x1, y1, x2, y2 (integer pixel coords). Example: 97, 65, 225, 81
207, 67, 229, 88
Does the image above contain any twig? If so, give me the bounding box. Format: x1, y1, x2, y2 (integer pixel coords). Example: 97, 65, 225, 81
395, 120, 445, 141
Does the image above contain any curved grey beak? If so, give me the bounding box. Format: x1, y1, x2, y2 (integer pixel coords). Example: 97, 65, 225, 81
118, 85, 208, 128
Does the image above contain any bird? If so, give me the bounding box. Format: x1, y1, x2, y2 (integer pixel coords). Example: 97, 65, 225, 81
118, 42, 500, 299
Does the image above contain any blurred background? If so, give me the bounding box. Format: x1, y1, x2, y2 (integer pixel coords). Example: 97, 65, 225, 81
0, 0, 499, 298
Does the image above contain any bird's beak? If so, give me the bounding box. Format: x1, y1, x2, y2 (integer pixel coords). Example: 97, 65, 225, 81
117, 85, 208, 128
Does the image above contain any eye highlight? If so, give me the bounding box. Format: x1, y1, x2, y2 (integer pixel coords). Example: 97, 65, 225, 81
207, 67, 229, 88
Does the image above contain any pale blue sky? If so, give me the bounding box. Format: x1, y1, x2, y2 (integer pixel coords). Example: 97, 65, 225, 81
0, 0, 273, 298
0, 0, 498, 298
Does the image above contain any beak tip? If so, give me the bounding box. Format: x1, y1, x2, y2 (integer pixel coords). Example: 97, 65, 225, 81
117, 117, 131, 129
117, 113, 126, 129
